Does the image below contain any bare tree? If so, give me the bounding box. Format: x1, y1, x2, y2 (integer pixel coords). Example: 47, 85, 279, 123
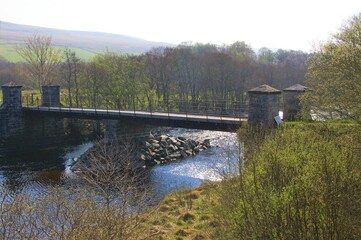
62, 48, 81, 106
0, 139, 155, 240
74, 139, 153, 239
16, 34, 62, 91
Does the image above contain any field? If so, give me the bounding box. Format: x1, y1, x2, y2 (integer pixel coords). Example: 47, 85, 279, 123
0, 42, 97, 62
0, 21, 174, 63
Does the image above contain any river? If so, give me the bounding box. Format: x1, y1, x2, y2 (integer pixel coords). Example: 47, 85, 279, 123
0, 128, 240, 200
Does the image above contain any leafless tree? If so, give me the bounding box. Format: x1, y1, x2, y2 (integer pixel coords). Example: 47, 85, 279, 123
16, 34, 62, 91
74, 139, 153, 239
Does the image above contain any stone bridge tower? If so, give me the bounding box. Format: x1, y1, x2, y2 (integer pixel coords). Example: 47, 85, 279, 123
42, 85, 60, 107
283, 84, 307, 121
0, 82, 24, 139
248, 84, 281, 127
0, 82, 22, 111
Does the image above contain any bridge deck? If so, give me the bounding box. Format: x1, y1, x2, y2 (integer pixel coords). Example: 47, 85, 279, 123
23, 106, 246, 131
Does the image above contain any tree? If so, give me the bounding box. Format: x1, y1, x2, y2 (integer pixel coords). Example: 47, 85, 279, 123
62, 48, 81, 106
258, 47, 275, 64
16, 34, 62, 91
303, 14, 361, 119
74, 139, 152, 239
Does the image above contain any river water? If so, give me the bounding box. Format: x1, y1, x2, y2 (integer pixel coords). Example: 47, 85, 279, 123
0, 128, 239, 199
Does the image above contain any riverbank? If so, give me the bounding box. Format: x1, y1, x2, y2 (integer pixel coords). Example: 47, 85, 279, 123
141, 133, 211, 166
70, 131, 212, 172
137, 121, 361, 239
139, 182, 218, 240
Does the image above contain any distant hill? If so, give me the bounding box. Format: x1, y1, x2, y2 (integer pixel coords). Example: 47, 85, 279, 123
0, 21, 175, 62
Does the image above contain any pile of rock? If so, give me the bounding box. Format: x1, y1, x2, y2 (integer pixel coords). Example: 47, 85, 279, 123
141, 133, 211, 166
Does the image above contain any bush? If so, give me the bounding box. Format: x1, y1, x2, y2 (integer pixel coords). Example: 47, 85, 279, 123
214, 124, 361, 239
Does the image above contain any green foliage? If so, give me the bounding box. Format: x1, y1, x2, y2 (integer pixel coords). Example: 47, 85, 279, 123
214, 124, 361, 239
304, 13, 361, 119
78, 52, 149, 109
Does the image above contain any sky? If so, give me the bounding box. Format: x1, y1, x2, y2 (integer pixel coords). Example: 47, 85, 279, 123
1, 0, 361, 52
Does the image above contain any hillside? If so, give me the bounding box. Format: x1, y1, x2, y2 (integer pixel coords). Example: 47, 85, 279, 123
0, 21, 174, 61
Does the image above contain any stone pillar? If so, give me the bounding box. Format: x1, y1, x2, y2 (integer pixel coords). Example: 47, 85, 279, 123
1, 82, 23, 111
248, 84, 281, 127
42, 85, 60, 107
0, 83, 24, 140
283, 84, 307, 121
104, 120, 119, 143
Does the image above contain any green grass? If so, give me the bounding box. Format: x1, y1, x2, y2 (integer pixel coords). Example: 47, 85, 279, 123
0, 44, 22, 62
138, 183, 217, 239
0, 43, 98, 62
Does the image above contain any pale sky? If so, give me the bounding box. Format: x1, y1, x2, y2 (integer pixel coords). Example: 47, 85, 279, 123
1, 0, 361, 52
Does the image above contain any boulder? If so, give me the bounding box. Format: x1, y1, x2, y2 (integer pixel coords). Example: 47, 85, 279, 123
152, 143, 161, 148
180, 150, 188, 158
140, 132, 212, 166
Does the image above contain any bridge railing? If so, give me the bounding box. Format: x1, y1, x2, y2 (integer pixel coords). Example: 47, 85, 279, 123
67, 96, 248, 118
22, 93, 41, 107
23, 94, 249, 119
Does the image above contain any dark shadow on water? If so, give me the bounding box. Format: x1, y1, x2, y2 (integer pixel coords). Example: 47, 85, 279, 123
0, 148, 68, 193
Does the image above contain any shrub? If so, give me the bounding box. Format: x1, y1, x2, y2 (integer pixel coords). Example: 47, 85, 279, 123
214, 124, 361, 239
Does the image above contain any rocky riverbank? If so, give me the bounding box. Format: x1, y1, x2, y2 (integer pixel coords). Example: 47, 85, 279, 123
70, 132, 211, 171
141, 133, 211, 166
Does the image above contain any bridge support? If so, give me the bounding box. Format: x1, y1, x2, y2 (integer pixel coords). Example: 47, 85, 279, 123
248, 84, 281, 127
42, 85, 60, 107
0, 83, 25, 140
103, 119, 151, 143
283, 84, 308, 121
1, 82, 22, 111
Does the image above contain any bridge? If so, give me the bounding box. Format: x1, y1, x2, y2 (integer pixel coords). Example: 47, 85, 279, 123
1, 84, 307, 134
0, 83, 308, 157
23, 105, 245, 132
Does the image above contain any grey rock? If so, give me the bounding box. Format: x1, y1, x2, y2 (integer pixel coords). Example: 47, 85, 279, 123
180, 150, 188, 158
152, 143, 161, 148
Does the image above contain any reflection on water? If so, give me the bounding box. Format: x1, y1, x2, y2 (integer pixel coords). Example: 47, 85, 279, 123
0, 143, 93, 194
0, 129, 240, 199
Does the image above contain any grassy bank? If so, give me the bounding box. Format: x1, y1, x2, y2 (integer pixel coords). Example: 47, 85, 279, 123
139, 121, 361, 239
139, 183, 219, 240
